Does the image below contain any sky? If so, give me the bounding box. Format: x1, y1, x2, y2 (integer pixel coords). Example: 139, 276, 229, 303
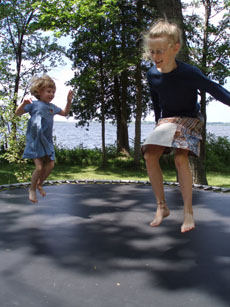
48, 62, 75, 122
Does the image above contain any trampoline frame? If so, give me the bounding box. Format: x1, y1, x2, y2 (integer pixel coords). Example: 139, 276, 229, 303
1, 179, 230, 193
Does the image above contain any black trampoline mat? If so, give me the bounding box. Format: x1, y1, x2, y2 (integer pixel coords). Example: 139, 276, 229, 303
0, 183, 229, 307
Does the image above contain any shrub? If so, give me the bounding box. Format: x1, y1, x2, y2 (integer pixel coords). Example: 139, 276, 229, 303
206, 133, 230, 172
55, 145, 100, 166
0, 98, 31, 182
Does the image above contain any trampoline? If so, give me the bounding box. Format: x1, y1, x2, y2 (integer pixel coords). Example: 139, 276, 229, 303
0, 182, 229, 307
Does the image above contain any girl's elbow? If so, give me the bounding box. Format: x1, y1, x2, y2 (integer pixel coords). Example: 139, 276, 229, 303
15, 107, 24, 116
63, 110, 70, 117
59, 110, 68, 117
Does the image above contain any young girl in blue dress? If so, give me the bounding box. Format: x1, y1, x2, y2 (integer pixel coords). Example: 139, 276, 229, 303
16, 75, 73, 203
142, 20, 230, 233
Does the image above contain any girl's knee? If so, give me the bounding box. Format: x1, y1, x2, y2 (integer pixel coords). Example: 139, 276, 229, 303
144, 150, 158, 163
174, 152, 189, 170
49, 161, 55, 170
143, 145, 163, 162
34, 158, 44, 172
44, 157, 55, 169
35, 164, 44, 173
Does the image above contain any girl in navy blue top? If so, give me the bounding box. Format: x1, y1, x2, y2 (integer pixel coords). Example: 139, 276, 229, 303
16, 75, 73, 203
142, 20, 230, 233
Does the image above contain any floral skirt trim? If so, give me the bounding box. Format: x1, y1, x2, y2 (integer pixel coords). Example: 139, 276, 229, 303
142, 115, 204, 157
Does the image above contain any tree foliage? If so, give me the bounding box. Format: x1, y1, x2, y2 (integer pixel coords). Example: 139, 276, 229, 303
182, 0, 230, 184
0, 0, 65, 103
0, 97, 31, 182
37, 0, 155, 161
65, 1, 154, 157
183, 0, 230, 84
0, 0, 66, 180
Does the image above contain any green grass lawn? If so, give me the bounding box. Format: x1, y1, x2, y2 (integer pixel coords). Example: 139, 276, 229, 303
1, 162, 230, 188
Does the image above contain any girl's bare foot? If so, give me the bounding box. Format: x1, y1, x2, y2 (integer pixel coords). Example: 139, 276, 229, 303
29, 188, 38, 203
37, 185, 46, 197
181, 212, 195, 233
150, 200, 170, 227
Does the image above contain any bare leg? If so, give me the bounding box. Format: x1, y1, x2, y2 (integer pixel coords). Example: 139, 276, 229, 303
29, 158, 44, 203
37, 158, 55, 196
174, 149, 195, 233
37, 185, 46, 197
143, 145, 170, 227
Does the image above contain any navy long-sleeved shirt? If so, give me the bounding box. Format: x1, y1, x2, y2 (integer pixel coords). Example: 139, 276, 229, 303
147, 60, 230, 122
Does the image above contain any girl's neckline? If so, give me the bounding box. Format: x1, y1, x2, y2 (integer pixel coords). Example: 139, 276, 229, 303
36, 100, 51, 105
155, 59, 180, 75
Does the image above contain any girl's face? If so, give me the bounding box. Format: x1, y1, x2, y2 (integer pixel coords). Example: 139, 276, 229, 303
39, 87, 56, 103
148, 36, 180, 73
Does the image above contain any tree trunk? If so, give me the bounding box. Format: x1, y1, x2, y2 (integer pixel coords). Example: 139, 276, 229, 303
189, 97, 208, 184
189, 91, 208, 184
134, 0, 143, 166
189, 1, 210, 184
114, 76, 121, 151
115, 72, 129, 156
98, 19, 106, 167
118, 70, 130, 155
134, 62, 142, 165
117, 11, 130, 156
154, 0, 189, 61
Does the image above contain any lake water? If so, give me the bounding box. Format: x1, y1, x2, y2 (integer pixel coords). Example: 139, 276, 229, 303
53, 121, 230, 149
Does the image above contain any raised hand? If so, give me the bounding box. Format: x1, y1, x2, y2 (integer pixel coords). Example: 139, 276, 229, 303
23, 96, 33, 105
67, 90, 74, 103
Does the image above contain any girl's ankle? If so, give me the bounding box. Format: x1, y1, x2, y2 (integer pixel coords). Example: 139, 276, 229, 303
157, 199, 167, 208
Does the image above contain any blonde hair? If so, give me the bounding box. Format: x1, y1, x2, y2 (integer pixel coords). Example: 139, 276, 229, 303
143, 19, 182, 61
30, 75, 56, 99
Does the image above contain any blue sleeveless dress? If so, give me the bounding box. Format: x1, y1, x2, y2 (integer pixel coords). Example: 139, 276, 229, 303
23, 100, 61, 160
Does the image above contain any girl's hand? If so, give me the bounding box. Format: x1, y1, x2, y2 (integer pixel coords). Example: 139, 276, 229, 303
67, 90, 74, 103
23, 96, 33, 105
15, 96, 32, 116
57, 90, 74, 117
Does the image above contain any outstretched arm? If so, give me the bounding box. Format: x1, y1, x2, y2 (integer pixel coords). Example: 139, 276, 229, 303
193, 68, 230, 106
15, 97, 32, 116
58, 90, 74, 117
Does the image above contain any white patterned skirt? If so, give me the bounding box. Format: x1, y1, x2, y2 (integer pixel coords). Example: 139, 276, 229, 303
142, 116, 204, 157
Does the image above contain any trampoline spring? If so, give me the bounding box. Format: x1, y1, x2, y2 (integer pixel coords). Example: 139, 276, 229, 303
111, 180, 121, 184
85, 180, 96, 184
78, 180, 86, 184
193, 184, 204, 189
211, 187, 222, 192
203, 186, 213, 190
120, 180, 130, 184
167, 182, 176, 186
221, 188, 230, 193
0, 179, 230, 194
